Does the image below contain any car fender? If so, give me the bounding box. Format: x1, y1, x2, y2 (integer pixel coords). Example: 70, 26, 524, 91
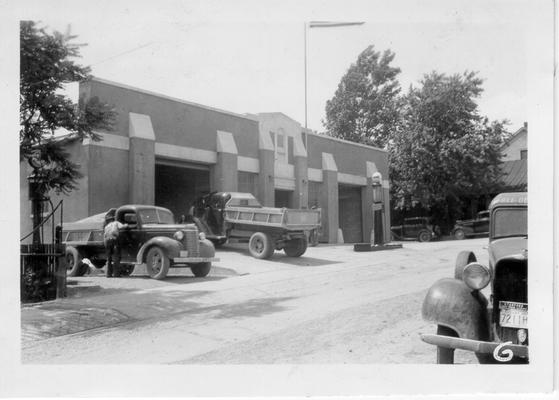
198, 238, 216, 258
137, 236, 181, 264
422, 278, 490, 341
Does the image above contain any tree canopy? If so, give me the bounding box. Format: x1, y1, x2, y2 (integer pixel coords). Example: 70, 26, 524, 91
324, 45, 401, 148
389, 71, 507, 229
20, 21, 116, 195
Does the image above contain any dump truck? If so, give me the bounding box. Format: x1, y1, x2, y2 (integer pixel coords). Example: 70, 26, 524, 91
192, 192, 321, 259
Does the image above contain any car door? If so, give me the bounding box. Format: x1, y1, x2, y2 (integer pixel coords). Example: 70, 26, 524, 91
117, 211, 143, 262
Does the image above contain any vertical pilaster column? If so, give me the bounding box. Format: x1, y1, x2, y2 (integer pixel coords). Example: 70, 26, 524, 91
258, 130, 275, 207
214, 130, 238, 192
128, 113, 155, 205
321, 153, 339, 243
292, 132, 308, 208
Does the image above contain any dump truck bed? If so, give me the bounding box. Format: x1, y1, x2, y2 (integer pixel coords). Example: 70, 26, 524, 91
224, 207, 321, 231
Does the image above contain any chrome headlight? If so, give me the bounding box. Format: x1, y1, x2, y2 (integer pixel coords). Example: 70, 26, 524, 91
173, 230, 185, 241
199, 232, 206, 241
463, 262, 491, 290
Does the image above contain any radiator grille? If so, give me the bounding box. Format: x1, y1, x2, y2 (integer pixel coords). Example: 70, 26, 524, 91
184, 226, 199, 257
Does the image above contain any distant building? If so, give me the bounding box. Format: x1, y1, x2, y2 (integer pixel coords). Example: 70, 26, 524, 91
20, 77, 391, 244
500, 122, 527, 191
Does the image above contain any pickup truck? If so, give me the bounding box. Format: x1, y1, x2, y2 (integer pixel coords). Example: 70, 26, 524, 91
62, 204, 218, 280
192, 192, 321, 259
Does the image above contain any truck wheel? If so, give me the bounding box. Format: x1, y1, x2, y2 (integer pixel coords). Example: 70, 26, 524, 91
191, 262, 211, 277
66, 246, 87, 277
284, 237, 308, 257
145, 246, 170, 280
436, 325, 457, 364
454, 229, 465, 240
454, 251, 477, 280
248, 232, 274, 259
418, 230, 432, 242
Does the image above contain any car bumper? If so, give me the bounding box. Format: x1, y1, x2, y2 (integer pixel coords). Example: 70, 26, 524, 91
421, 333, 528, 359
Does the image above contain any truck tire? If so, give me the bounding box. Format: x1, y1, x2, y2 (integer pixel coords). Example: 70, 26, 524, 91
248, 232, 274, 259
191, 262, 211, 277
66, 246, 87, 277
145, 246, 170, 280
418, 230, 432, 242
436, 325, 457, 364
454, 228, 466, 240
454, 251, 477, 280
284, 237, 308, 257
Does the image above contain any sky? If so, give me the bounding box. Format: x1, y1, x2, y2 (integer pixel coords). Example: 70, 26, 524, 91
26, 0, 542, 134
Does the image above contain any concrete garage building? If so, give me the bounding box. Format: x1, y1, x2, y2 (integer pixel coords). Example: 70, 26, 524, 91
20, 77, 391, 244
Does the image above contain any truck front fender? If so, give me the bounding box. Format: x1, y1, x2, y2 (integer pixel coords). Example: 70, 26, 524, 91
137, 237, 181, 264
422, 278, 490, 341
198, 239, 216, 258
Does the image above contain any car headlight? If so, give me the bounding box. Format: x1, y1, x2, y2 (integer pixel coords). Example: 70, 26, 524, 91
173, 231, 184, 241
463, 262, 491, 290
199, 232, 206, 241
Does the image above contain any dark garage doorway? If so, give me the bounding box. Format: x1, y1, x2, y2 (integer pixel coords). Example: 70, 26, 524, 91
338, 184, 363, 243
275, 189, 292, 208
155, 160, 210, 221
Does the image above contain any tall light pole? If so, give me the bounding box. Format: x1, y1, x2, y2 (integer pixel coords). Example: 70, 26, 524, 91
304, 21, 365, 129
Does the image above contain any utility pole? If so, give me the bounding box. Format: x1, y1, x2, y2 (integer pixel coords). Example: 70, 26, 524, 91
304, 21, 364, 130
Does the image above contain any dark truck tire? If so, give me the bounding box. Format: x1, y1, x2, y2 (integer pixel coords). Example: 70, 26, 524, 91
454, 251, 477, 280
145, 246, 170, 280
248, 232, 274, 259
191, 262, 211, 277
436, 325, 458, 364
284, 237, 308, 257
66, 246, 87, 277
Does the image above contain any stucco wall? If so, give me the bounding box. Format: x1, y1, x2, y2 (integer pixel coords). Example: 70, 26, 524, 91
87, 144, 129, 215
81, 78, 260, 159
306, 134, 388, 177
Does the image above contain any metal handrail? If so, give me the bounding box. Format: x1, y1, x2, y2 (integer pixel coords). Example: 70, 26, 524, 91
20, 200, 63, 242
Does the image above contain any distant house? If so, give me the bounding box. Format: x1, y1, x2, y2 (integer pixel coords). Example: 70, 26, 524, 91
500, 122, 527, 191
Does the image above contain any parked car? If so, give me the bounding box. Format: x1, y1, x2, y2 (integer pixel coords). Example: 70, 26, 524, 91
191, 192, 321, 259
390, 217, 437, 242
62, 205, 219, 280
452, 210, 490, 240
421, 192, 528, 364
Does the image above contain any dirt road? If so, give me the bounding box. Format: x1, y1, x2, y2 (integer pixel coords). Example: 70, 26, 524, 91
22, 238, 488, 364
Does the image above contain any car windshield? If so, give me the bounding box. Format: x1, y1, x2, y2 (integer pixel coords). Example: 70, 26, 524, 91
492, 208, 527, 239
139, 208, 175, 224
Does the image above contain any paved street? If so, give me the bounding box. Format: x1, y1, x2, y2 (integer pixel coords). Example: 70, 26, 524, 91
21, 238, 488, 364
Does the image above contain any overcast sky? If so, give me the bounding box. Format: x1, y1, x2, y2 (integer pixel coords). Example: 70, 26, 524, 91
26, 0, 545, 134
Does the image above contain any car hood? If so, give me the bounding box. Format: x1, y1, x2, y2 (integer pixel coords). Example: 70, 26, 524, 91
490, 236, 528, 264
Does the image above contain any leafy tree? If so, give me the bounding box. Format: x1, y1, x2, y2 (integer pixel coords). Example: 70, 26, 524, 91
389, 71, 507, 231
20, 21, 116, 196
324, 45, 401, 148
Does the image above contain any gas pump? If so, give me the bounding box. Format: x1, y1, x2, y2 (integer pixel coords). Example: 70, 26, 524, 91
371, 172, 384, 246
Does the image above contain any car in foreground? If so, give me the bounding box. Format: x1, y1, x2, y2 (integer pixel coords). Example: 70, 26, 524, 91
390, 217, 437, 242
62, 205, 219, 279
452, 210, 490, 240
421, 192, 528, 364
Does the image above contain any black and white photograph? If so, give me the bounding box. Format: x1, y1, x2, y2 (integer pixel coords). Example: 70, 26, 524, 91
1, 0, 556, 398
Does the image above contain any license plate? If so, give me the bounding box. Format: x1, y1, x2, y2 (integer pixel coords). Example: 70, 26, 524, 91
499, 301, 528, 328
